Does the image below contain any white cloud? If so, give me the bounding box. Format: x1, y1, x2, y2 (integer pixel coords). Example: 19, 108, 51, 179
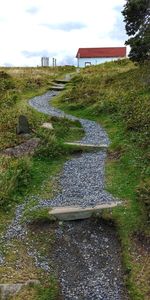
41, 21, 87, 32
26, 6, 39, 14
0, 0, 127, 66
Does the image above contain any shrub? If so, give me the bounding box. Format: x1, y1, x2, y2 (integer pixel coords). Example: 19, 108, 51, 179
36, 277, 59, 300
71, 74, 83, 83
118, 92, 150, 133
0, 157, 32, 210
114, 58, 131, 66
136, 179, 150, 221
22, 208, 54, 224
0, 92, 18, 108
0, 72, 15, 91
35, 130, 64, 159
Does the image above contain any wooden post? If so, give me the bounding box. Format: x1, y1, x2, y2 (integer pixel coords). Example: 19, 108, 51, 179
77, 53, 80, 68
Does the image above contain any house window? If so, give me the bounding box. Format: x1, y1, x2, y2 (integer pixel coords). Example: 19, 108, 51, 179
85, 62, 91, 67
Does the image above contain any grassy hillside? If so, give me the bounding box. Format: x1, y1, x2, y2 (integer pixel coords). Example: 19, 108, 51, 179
0, 61, 149, 299
0, 66, 86, 299
52, 59, 150, 300
0, 66, 75, 149
0, 65, 83, 210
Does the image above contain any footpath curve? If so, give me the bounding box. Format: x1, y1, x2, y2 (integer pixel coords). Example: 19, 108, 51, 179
28, 85, 128, 300
29, 90, 119, 212
1, 83, 128, 300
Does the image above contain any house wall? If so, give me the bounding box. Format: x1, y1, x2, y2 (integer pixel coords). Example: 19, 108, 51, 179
77, 57, 120, 68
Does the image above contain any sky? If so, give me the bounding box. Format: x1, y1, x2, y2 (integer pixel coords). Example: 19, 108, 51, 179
0, 0, 128, 67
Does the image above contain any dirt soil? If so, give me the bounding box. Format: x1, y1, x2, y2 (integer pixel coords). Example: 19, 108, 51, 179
29, 219, 128, 300
130, 233, 150, 300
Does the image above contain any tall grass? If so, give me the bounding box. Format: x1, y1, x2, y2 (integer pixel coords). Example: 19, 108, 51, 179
52, 59, 150, 299
0, 66, 79, 211
54, 59, 150, 221
0, 156, 32, 209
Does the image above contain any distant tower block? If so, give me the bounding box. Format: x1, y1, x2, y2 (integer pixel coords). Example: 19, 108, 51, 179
52, 58, 57, 67
41, 57, 49, 67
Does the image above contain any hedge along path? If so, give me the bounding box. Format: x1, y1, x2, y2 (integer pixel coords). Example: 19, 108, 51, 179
29, 80, 121, 220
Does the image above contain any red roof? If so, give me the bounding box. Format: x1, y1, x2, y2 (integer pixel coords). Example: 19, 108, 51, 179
76, 47, 126, 58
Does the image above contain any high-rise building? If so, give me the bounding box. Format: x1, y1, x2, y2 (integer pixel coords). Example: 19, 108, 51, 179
41, 57, 49, 67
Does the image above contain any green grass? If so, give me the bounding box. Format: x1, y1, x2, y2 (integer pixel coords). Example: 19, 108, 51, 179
35, 277, 60, 300
10, 276, 60, 300
0, 66, 84, 211
1, 61, 149, 299
0, 66, 81, 299
52, 60, 150, 300
0, 66, 76, 150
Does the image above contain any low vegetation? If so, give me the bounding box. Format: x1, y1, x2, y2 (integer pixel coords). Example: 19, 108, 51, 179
0, 66, 75, 150
0, 66, 83, 210
0, 60, 149, 299
0, 65, 82, 299
52, 59, 150, 300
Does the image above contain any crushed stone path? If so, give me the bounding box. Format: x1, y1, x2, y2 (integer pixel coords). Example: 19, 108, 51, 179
28, 90, 117, 209
50, 220, 128, 300
29, 91, 109, 146
0, 85, 128, 300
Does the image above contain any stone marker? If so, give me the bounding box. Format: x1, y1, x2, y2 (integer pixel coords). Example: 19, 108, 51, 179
16, 115, 31, 135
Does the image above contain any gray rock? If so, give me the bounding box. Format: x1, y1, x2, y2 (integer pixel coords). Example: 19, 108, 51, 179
0, 280, 40, 300
41, 122, 53, 129
16, 115, 31, 134
1, 138, 40, 157
0, 283, 23, 300
0, 254, 4, 265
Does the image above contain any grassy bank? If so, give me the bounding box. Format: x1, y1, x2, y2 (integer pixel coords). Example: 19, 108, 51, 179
1, 61, 149, 299
0, 66, 83, 299
0, 66, 82, 209
0, 66, 75, 150
52, 59, 150, 300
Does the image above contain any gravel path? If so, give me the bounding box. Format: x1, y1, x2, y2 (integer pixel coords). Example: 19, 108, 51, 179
29, 91, 109, 146
39, 151, 117, 209
28, 90, 117, 209
0, 86, 127, 300
50, 220, 128, 300
28, 88, 127, 299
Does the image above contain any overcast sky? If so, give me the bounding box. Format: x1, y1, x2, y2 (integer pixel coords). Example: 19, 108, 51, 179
0, 0, 128, 67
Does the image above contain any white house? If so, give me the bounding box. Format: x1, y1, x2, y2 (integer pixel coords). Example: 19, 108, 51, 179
76, 47, 126, 67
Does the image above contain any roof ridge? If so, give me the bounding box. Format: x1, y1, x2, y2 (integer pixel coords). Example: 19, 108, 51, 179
76, 47, 126, 58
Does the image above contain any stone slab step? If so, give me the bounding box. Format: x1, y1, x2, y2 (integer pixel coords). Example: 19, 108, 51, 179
54, 79, 71, 84
49, 202, 120, 221
64, 142, 108, 148
50, 86, 65, 91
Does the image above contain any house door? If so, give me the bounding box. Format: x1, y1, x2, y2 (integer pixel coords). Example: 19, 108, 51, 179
85, 62, 91, 67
